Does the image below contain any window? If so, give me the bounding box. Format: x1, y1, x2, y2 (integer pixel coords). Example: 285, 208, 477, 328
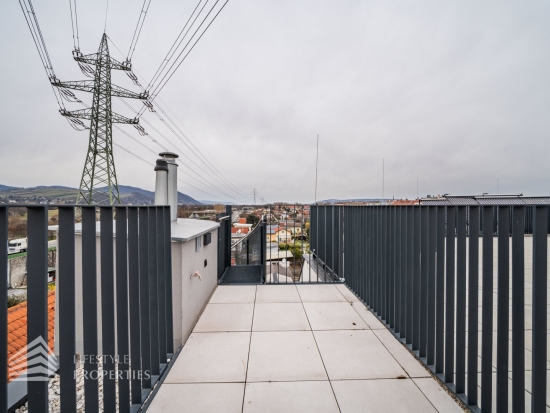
195, 236, 202, 252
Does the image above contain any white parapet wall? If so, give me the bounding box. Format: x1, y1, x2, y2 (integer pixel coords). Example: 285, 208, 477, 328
53, 217, 219, 355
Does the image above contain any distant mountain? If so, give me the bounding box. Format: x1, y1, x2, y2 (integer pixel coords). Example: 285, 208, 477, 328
0, 184, 19, 191
102, 185, 202, 205
0, 184, 202, 205
199, 200, 236, 205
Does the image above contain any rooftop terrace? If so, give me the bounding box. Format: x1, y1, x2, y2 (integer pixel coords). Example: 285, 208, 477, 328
147, 284, 464, 413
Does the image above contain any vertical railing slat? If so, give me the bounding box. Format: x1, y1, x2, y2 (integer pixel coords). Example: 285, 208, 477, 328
115, 207, 130, 413
100, 207, 116, 412
139, 207, 151, 392
27, 206, 49, 413
445, 206, 456, 384
406, 207, 414, 345
531, 205, 547, 413
128, 207, 142, 405
456, 206, 467, 394
82, 207, 99, 412
427, 206, 437, 366
435, 206, 445, 374
467, 206, 480, 406
420, 206, 429, 359
511, 206, 525, 413
157, 207, 167, 365
496, 206, 510, 412
481, 206, 494, 412
412, 207, 421, 352
164, 206, 174, 355
59, 207, 76, 413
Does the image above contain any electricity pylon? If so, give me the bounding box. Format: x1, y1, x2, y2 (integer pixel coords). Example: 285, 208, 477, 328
52, 33, 148, 205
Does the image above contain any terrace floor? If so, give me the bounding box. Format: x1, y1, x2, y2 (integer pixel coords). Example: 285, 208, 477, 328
148, 284, 464, 413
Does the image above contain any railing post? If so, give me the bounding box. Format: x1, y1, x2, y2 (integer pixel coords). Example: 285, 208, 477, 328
58, 206, 76, 413
420, 206, 429, 359
26, 206, 49, 413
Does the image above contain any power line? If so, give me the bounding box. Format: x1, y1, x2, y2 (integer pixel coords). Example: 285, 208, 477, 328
145, 0, 229, 109
108, 35, 246, 200
145, 0, 207, 91
127, 0, 153, 61
68, 0, 80, 51
104, 0, 109, 33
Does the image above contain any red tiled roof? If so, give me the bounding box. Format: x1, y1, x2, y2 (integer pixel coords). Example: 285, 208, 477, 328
7, 290, 56, 382
231, 227, 249, 234
238, 218, 247, 224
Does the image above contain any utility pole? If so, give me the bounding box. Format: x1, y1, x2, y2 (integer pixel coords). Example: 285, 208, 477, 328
52, 33, 148, 204
252, 188, 258, 205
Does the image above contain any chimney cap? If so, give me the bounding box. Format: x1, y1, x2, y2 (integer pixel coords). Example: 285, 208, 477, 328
154, 159, 169, 172
159, 151, 179, 159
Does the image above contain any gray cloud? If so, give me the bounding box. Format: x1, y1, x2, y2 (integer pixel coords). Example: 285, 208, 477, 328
1, 0, 549, 203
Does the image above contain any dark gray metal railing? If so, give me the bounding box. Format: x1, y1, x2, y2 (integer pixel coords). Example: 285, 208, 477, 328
311, 204, 548, 413
1, 205, 174, 413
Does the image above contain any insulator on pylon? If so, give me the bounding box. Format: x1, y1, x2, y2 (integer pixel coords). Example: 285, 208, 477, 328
126, 71, 141, 87
72, 49, 82, 58
59, 88, 82, 103
134, 124, 148, 136
66, 117, 88, 131
78, 62, 95, 78
144, 100, 155, 112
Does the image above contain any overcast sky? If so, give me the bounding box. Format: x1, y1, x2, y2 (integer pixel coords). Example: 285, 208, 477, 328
1, 1, 549, 204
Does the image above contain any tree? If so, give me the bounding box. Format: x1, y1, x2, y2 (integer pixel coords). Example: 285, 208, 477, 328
246, 214, 260, 226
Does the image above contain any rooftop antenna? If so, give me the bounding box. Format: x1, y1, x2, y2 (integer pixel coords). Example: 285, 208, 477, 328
382, 158, 384, 199
314, 134, 319, 203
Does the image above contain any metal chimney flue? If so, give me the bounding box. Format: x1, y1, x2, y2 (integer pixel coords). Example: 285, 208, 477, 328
154, 159, 168, 205
159, 152, 179, 221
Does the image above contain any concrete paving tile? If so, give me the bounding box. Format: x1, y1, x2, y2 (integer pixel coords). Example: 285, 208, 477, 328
373, 329, 431, 378
303, 302, 368, 330
335, 284, 361, 302
242, 381, 340, 413
351, 302, 387, 329
165, 332, 250, 383
193, 303, 254, 332
413, 378, 464, 413
256, 285, 301, 303
332, 379, 438, 413
315, 330, 406, 380
297, 284, 347, 303
209, 285, 256, 303
148, 383, 244, 413
247, 331, 327, 382
252, 303, 310, 331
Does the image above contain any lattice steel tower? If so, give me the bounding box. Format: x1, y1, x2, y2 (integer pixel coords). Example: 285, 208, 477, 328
52, 33, 148, 204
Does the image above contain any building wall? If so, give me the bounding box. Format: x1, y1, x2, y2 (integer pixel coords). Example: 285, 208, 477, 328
54, 227, 218, 356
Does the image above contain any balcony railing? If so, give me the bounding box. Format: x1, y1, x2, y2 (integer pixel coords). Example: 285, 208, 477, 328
311, 204, 548, 413
1, 205, 174, 413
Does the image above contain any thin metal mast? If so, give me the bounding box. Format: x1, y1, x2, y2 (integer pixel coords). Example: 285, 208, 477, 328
53, 33, 148, 204
314, 134, 319, 203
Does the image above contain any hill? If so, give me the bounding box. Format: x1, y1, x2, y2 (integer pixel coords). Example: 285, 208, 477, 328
0, 184, 202, 205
